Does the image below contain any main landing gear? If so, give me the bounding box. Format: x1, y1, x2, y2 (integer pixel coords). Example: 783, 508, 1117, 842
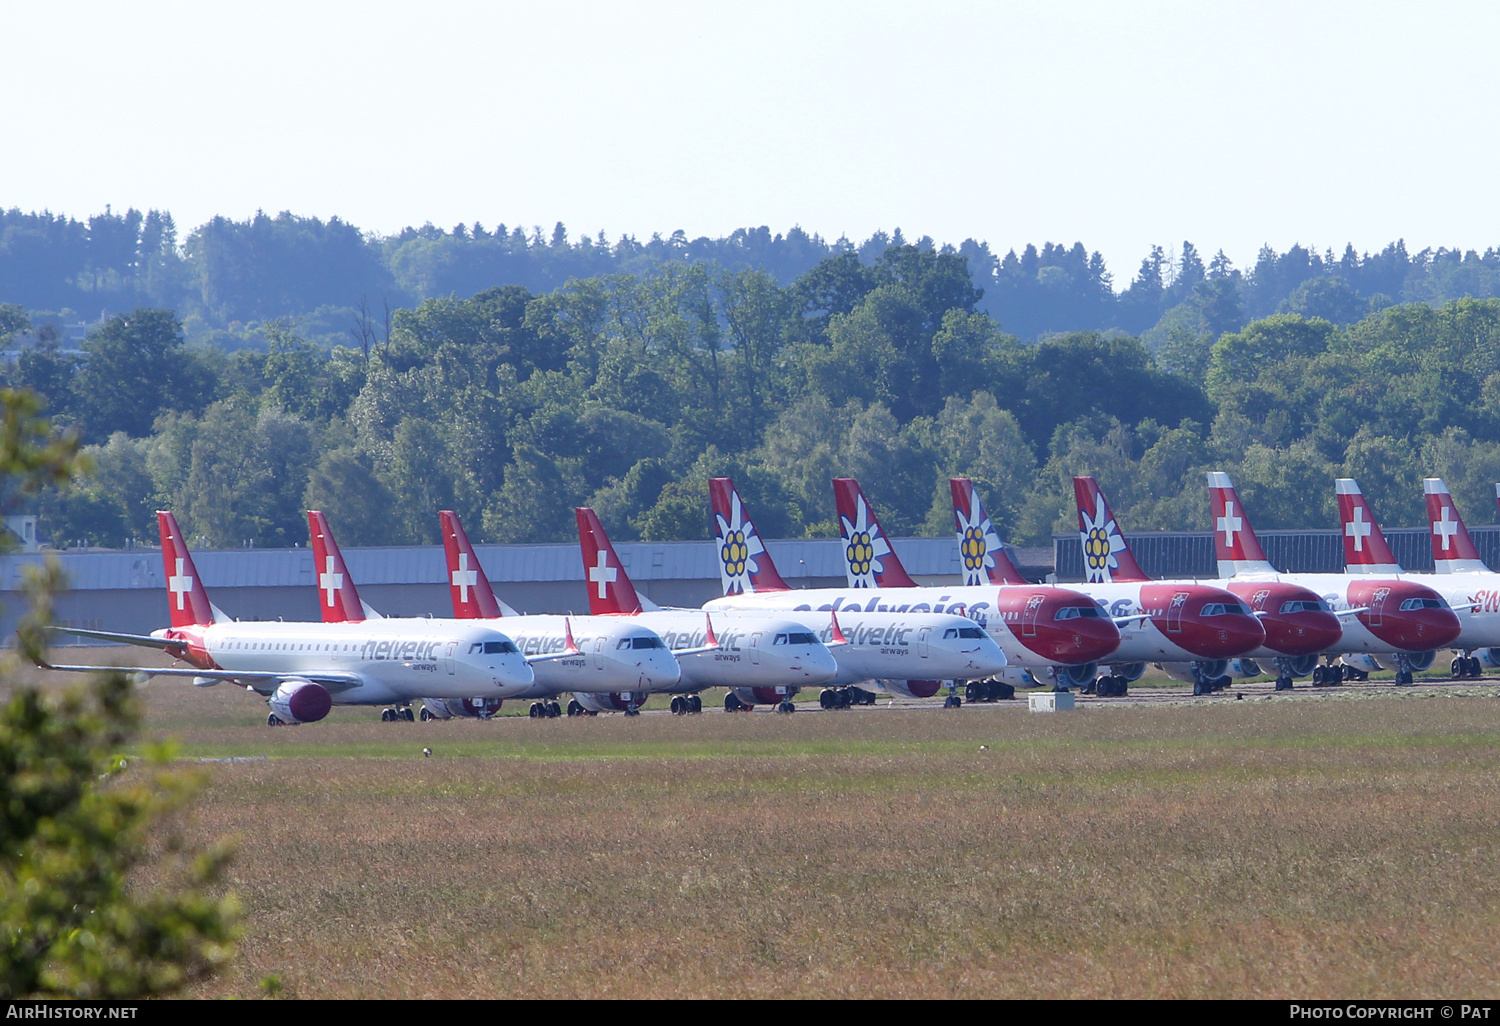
1089, 675, 1129, 697
380, 706, 415, 722
819, 687, 877, 709
528, 700, 562, 718
965, 679, 1016, 702
669, 695, 703, 715
1452, 654, 1484, 679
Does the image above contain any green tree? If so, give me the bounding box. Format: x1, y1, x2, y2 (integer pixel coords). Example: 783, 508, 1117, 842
70, 309, 217, 442
0, 387, 238, 997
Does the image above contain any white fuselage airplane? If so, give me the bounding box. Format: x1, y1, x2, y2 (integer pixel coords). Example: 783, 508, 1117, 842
44, 511, 537, 726
311, 510, 682, 718
1207, 474, 1464, 685
701, 479, 1010, 705
573, 506, 839, 713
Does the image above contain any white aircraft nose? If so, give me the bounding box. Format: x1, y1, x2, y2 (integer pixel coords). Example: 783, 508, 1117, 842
795, 644, 839, 683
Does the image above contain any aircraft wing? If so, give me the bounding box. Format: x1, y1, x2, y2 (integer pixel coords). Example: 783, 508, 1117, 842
48, 626, 189, 652
35, 659, 365, 693
1334, 607, 1370, 618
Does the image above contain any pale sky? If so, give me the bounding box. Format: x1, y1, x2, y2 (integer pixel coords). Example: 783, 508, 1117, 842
4, 1, 1497, 284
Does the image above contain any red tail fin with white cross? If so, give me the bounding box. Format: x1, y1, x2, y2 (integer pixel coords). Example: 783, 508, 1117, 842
1424, 478, 1488, 573
1336, 479, 1403, 574
156, 511, 215, 628
306, 511, 381, 622
831, 478, 918, 588
575, 508, 644, 615
439, 511, 503, 619
1206, 472, 1277, 577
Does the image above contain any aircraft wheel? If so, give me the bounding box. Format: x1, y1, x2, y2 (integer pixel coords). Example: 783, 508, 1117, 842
380, 708, 394, 722
1452, 657, 1465, 678
943, 694, 962, 709
419, 707, 434, 722
776, 701, 795, 713
267, 713, 283, 726
567, 699, 584, 717
688, 694, 702, 713
724, 692, 743, 712
819, 689, 835, 710
528, 702, 542, 718
401, 707, 414, 722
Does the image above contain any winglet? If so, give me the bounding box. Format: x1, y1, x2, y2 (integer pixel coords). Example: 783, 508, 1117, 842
828, 608, 848, 646
1424, 478, 1489, 573
1072, 477, 1150, 583
832, 478, 918, 588
1336, 479, 1403, 574
562, 616, 579, 655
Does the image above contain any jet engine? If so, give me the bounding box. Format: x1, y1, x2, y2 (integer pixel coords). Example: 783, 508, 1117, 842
1477, 648, 1500, 670
1405, 650, 1437, 672
1108, 662, 1146, 683
875, 679, 943, 699
1228, 658, 1263, 678
1050, 663, 1097, 689
573, 691, 649, 714
1341, 653, 1387, 673
1160, 659, 1228, 683
420, 697, 504, 720
268, 679, 332, 724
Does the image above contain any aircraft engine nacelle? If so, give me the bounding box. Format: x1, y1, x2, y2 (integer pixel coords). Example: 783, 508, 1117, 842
1228, 658, 1262, 679
269, 679, 332, 724
1341, 653, 1387, 673
1108, 662, 1146, 683
1160, 659, 1228, 683
422, 697, 504, 720
1049, 663, 1097, 689
993, 667, 1041, 687
877, 679, 943, 700
730, 685, 802, 708
1477, 648, 1500, 670
1283, 654, 1320, 678
1405, 650, 1437, 672
573, 691, 648, 713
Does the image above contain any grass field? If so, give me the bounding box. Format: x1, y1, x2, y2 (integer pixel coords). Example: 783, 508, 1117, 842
15, 661, 1500, 999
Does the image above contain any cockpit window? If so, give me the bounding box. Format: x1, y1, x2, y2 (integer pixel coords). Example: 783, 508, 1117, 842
958, 627, 985, 639
469, 643, 482, 654
1398, 597, 1443, 611
787, 632, 818, 645
1054, 606, 1101, 621
1279, 599, 1330, 614
1200, 602, 1250, 616
774, 633, 789, 645
631, 636, 664, 649
483, 641, 516, 654
943, 628, 958, 639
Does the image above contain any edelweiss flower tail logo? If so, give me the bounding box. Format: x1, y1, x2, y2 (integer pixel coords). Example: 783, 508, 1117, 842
838, 495, 891, 588
710, 479, 792, 593
1078, 493, 1127, 584
953, 486, 1004, 588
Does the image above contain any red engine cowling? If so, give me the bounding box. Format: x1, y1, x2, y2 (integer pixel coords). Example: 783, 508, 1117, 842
877, 678, 942, 699
573, 691, 648, 713
731, 686, 801, 707
269, 679, 332, 724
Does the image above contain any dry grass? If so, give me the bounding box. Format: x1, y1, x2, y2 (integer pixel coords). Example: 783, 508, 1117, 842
14, 661, 1500, 997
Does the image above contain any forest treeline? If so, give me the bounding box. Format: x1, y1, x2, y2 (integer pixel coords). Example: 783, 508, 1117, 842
7, 238, 1500, 553
6, 205, 1500, 350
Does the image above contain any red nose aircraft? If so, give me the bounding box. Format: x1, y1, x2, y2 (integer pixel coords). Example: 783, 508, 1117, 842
1209, 473, 1462, 685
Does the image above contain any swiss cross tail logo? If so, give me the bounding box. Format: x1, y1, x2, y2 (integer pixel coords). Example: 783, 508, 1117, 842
168, 557, 193, 610
319, 556, 343, 607
1433, 505, 1459, 552
589, 549, 617, 598
452, 552, 478, 602
1346, 506, 1372, 552
1218, 501, 1243, 550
